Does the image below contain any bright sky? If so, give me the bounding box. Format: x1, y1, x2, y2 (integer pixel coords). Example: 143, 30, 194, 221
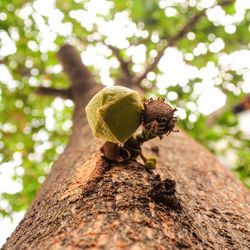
0, 0, 250, 246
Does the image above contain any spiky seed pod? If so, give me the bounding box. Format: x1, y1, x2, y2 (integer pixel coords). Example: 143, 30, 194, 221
142, 98, 177, 139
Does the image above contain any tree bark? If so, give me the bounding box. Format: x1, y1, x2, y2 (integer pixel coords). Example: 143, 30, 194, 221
2, 45, 250, 250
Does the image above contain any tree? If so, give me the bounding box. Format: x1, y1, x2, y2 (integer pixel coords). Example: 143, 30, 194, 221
2, 42, 250, 250
1, 0, 250, 248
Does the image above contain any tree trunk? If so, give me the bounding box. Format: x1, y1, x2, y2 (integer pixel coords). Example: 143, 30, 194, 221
2, 45, 250, 250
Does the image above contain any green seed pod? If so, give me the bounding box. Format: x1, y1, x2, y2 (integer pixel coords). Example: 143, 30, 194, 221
148, 157, 157, 164
144, 159, 157, 170
85, 86, 143, 143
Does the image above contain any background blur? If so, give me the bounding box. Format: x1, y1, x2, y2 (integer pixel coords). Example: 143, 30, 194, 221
0, 0, 250, 246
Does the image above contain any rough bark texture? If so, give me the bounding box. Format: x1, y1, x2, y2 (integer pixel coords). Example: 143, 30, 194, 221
2, 45, 250, 250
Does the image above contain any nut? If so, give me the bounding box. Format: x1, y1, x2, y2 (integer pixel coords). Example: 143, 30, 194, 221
85, 86, 143, 143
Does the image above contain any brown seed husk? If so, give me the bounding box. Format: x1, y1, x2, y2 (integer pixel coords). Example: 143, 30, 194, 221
142, 98, 174, 124
100, 141, 121, 162
142, 98, 177, 138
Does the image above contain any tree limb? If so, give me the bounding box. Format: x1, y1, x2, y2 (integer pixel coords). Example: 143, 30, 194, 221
36, 86, 72, 100
57, 45, 95, 90
104, 43, 133, 83
132, 0, 235, 86
77, 37, 134, 87
57, 44, 99, 105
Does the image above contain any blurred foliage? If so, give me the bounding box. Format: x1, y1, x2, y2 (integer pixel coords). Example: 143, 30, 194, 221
0, 0, 250, 220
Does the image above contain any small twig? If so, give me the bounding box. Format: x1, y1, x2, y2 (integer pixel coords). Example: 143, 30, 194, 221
131, 0, 235, 86
105, 44, 132, 78
77, 36, 134, 86
235, 95, 250, 113
205, 105, 228, 128
102, 42, 135, 87
36, 86, 72, 99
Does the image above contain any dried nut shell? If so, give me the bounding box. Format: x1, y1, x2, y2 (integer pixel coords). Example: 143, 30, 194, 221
142, 98, 177, 138
142, 98, 174, 124
100, 142, 121, 162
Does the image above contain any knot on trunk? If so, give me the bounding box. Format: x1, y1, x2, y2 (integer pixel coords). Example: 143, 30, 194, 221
150, 175, 181, 211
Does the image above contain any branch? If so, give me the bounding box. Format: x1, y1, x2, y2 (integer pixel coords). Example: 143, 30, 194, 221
205, 105, 228, 127
77, 37, 134, 86
233, 95, 250, 114
57, 44, 95, 91
132, 0, 235, 86
81, 37, 132, 77
36, 86, 72, 99
105, 44, 132, 80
